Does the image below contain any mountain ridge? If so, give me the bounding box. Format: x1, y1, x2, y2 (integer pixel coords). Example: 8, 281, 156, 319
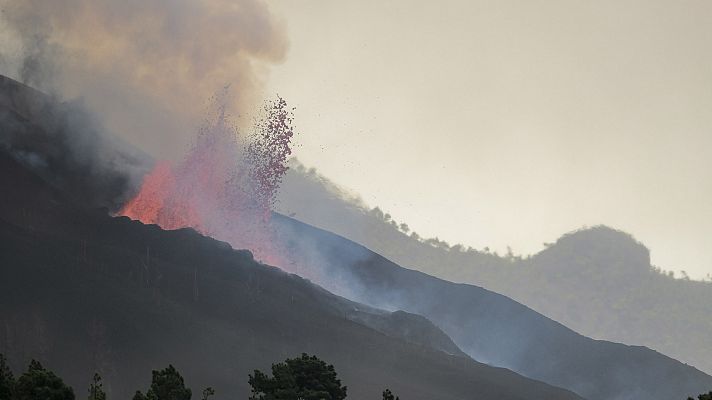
273, 172, 712, 400
277, 161, 712, 375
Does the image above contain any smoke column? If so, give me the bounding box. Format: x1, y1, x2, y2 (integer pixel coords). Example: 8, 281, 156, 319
0, 0, 288, 160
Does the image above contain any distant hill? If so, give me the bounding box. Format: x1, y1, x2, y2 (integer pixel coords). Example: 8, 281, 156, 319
278, 161, 712, 376
271, 212, 712, 400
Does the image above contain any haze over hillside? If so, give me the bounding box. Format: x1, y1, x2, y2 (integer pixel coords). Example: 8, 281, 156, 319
278, 162, 712, 376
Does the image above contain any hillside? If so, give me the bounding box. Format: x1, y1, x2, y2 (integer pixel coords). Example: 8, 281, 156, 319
277, 162, 712, 375
0, 149, 584, 400
276, 164, 712, 399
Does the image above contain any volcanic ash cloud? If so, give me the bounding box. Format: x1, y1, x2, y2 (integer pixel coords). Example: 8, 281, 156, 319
0, 0, 289, 159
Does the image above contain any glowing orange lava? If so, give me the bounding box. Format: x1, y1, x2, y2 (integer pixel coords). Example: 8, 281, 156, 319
118, 96, 295, 268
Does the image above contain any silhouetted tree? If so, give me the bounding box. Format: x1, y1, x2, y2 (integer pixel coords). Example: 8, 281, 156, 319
15, 360, 75, 400
0, 354, 15, 400
200, 387, 214, 400
87, 373, 106, 400
382, 389, 399, 400
248, 353, 347, 400
688, 391, 712, 400
137, 365, 191, 400
371, 207, 384, 220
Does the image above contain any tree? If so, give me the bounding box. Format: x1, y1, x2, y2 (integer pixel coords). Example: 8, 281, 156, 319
688, 392, 712, 400
382, 389, 399, 400
0, 354, 15, 400
87, 373, 106, 400
14, 360, 75, 400
140, 365, 191, 400
248, 353, 347, 400
200, 387, 214, 400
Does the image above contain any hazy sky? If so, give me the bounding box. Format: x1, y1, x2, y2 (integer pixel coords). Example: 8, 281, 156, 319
267, 0, 712, 278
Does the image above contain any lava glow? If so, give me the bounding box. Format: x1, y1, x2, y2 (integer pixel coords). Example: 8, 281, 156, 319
120, 96, 295, 267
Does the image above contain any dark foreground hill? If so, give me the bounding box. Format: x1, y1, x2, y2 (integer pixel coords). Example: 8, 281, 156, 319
0, 152, 583, 400
272, 213, 712, 400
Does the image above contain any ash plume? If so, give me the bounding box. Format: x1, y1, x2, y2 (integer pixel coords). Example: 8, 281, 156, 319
0, 75, 150, 210
0, 0, 288, 159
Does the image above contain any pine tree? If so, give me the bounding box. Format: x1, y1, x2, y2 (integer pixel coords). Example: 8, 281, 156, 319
688, 392, 712, 400
87, 373, 106, 400
145, 365, 191, 400
200, 387, 214, 400
14, 360, 75, 400
249, 353, 347, 400
0, 354, 15, 400
382, 389, 399, 400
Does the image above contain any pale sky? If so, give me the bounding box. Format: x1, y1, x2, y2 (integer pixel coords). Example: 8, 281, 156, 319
266, 0, 712, 278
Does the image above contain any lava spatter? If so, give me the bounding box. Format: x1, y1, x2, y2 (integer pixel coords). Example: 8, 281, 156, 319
119, 95, 296, 267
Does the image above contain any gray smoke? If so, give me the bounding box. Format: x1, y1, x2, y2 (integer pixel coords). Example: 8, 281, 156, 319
0, 74, 150, 210
0, 0, 288, 160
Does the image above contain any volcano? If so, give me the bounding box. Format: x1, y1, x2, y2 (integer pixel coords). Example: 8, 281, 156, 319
1, 74, 712, 400
0, 74, 582, 400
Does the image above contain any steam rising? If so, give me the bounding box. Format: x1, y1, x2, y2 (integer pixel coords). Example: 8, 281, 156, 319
0, 0, 288, 159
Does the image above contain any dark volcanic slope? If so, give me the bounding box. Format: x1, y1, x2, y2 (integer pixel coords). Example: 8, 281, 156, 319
0, 151, 583, 400
273, 214, 712, 400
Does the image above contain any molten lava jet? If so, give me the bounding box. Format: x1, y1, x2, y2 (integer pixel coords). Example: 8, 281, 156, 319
120, 96, 295, 267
